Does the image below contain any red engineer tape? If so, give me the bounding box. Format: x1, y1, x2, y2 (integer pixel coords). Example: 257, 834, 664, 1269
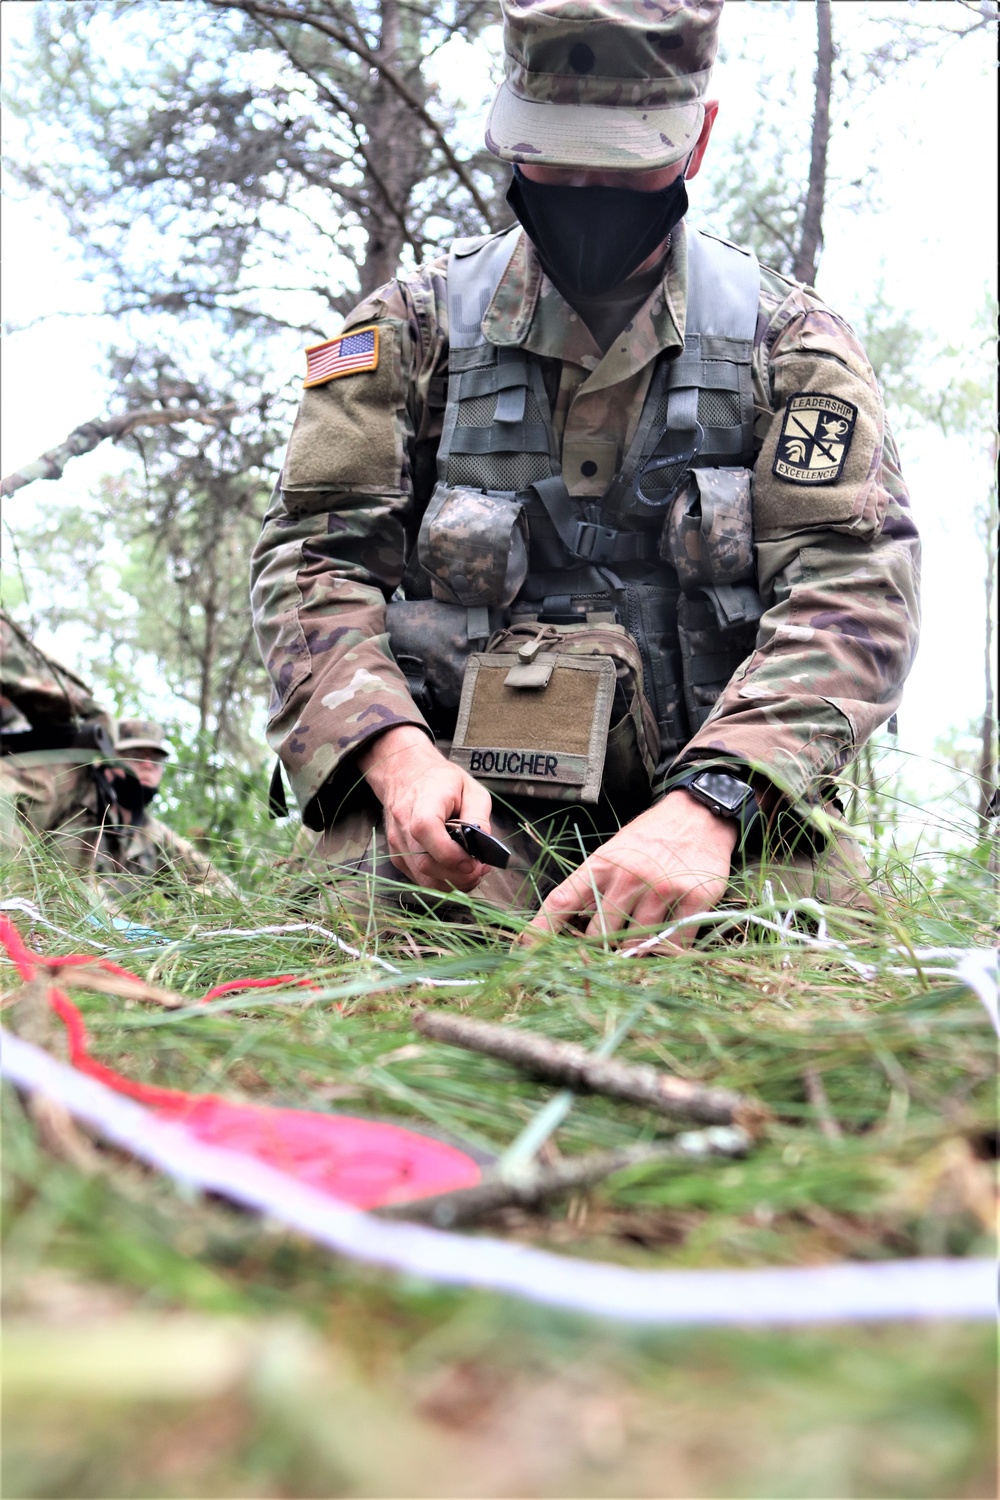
0, 915, 482, 1210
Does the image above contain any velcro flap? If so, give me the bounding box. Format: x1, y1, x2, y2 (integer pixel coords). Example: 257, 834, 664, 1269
451, 653, 616, 803
504, 654, 557, 689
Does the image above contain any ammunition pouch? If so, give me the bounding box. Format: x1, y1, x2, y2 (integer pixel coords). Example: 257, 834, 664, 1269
385, 598, 509, 731
416, 483, 529, 607
662, 468, 764, 730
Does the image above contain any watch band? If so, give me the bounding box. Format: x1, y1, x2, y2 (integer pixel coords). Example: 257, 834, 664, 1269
671, 767, 760, 841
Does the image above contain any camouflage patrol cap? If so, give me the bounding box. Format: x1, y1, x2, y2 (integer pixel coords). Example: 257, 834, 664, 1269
115, 718, 171, 758
486, 0, 722, 170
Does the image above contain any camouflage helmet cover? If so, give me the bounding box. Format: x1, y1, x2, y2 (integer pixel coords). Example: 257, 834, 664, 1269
115, 718, 171, 758
486, 0, 723, 171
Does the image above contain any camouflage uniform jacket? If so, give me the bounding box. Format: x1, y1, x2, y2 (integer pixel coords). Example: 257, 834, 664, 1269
251, 223, 920, 828
1, 612, 118, 866
1, 610, 114, 750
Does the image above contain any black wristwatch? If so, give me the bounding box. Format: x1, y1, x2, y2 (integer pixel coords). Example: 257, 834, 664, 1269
671, 767, 760, 843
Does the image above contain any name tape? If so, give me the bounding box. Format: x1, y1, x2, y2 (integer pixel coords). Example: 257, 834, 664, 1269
453, 748, 587, 783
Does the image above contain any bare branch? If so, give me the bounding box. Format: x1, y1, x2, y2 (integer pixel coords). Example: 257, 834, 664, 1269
379, 1129, 753, 1227
750, 205, 799, 262
203, 0, 497, 227
414, 1010, 769, 1131
1, 406, 237, 498
251, 12, 424, 262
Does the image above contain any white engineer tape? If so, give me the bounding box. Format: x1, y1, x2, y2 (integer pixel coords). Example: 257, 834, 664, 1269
2, 1028, 995, 1327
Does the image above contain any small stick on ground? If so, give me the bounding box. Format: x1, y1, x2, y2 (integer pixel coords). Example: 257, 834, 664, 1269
379, 1127, 753, 1227
414, 1011, 768, 1132
803, 1064, 843, 1141
26, 1091, 102, 1173
44, 964, 186, 1009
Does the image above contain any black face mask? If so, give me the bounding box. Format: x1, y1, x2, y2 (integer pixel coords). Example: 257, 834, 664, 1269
506, 164, 689, 298
113, 770, 158, 820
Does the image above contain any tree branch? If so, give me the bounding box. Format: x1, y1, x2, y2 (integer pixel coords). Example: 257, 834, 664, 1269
203, 0, 497, 227
378, 1129, 752, 1227
251, 12, 423, 263
1, 406, 237, 498
750, 204, 799, 263
414, 1010, 769, 1131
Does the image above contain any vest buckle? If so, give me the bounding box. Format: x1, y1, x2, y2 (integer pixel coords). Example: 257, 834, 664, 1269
573, 520, 624, 564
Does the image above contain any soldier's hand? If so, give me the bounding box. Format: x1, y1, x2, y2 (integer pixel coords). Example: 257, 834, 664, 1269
524, 791, 737, 944
357, 725, 493, 892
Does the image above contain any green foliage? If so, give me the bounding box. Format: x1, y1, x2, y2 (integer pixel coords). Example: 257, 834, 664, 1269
855, 284, 998, 439
4, 338, 290, 769
701, 111, 809, 279
3, 0, 507, 341
151, 727, 300, 877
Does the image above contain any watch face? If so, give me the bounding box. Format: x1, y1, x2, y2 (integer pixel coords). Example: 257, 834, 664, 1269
693, 771, 750, 814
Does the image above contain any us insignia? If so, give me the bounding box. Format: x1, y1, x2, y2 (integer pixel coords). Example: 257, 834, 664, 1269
772, 393, 858, 484
303, 325, 379, 388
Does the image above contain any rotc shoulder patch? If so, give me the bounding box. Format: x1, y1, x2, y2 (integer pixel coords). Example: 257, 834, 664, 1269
772, 393, 858, 485
303, 325, 379, 388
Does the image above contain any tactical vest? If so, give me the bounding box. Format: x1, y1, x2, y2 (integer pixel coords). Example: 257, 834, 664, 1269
388, 226, 765, 783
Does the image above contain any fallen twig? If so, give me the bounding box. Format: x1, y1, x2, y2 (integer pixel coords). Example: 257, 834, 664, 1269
803, 1065, 843, 1141
379, 1127, 753, 1227
39, 963, 186, 1009
414, 1011, 769, 1131
26, 1091, 101, 1173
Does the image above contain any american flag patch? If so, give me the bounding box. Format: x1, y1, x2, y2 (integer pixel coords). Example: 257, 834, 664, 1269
303, 325, 379, 388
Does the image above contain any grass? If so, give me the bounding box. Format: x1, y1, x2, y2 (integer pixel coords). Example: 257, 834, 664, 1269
1, 803, 997, 1498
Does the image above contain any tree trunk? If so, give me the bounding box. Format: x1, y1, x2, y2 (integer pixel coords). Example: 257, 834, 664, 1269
794, 0, 833, 286
198, 575, 219, 749
977, 461, 998, 829
359, 0, 426, 295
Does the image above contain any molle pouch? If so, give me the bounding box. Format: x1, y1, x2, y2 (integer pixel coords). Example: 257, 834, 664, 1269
386, 598, 508, 719
662, 467, 755, 591
663, 466, 763, 640
449, 621, 659, 806
662, 468, 764, 732
416, 483, 528, 608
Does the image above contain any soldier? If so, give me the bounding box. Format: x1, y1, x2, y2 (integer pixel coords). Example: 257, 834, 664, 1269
0, 610, 117, 871
95, 719, 238, 898
251, 0, 920, 941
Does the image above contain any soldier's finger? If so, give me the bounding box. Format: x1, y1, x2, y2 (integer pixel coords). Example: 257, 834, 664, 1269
629, 887, 683, 942
382, 816, 458, 887
413, 851, 486, 893
409, 784, 475, 868
520, 907, 566, 941
657, 875, 727, 946
579, 877, 638, 938
459, 777, 493, 833
524, 872, 596, 935
416, 815, 478, 871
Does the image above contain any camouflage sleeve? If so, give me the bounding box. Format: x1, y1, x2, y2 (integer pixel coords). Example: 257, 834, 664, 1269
250, 259, 449, 827
675, 279, 921, 808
